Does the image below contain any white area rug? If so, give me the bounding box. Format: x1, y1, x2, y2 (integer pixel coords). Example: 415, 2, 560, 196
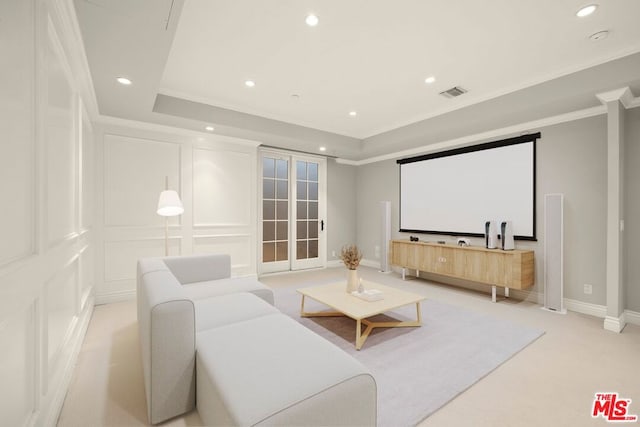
273, 285, 544, 427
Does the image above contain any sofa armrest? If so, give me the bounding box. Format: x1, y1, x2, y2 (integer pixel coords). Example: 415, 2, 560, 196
163, 254, 231, 284
137, 269, 196, 424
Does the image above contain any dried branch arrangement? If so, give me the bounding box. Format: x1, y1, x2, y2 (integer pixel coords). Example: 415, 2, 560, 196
340, 245, 362, 270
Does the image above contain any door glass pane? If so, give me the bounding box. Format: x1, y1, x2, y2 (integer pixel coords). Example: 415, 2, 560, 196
263, 201, 275, 220
263, 179, 275, 199
263, 243, 275, 262
296, 161, 307, 180
296, 221, 307, 239
296, 240, 307, 260
276, 201, 288, 220
276, 242, 288, 261
308, 221, 318, 238
308, 163, 318, 181
308, 202, 318, 219
308, 182, 318, 201
296, 201, 307, 219
276, 221, 288, 240
263, 221, 275, 241
297, 181, 307, 200
263, 158, 275, 178
276, 160, 288, 179
309, 240, 318, 258
276, 180, 288, 199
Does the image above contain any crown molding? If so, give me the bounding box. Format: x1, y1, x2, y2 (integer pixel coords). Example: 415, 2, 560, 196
596, 86, 636, 108
97, 114, 262, 148
338, 104, 606, 166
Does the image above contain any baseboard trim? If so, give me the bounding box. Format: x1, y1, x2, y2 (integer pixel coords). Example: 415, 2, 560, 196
327, 260, 342, 268
564, 298, 607, 318
37, 294, 95, 427
95, 289, 136, 305
624, 309, 640, 326
361, 258, 381, 269
604, 314, 627, 333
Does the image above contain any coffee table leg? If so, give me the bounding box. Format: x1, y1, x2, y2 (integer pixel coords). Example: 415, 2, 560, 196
356, 319, 362, 350
416, 301, 422, 324
300, 295, 305, 315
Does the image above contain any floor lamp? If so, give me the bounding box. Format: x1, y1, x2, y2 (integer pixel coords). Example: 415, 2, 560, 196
157, 178, 184, 256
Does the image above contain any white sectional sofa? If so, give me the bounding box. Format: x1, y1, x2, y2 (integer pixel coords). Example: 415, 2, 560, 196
137, 254, 377, 426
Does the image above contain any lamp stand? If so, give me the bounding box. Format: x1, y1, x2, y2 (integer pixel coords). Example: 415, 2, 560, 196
164, 216, 169, 256
164, 176, 169, 256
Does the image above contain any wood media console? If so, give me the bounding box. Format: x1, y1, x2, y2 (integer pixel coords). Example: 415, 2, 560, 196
390, 240, 534, 302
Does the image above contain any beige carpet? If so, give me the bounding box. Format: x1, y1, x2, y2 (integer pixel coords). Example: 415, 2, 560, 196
273, 284, 543, 427
57, 267, 640, 426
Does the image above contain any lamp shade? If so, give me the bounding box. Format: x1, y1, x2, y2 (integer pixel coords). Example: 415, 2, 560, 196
157, 190, 184, 216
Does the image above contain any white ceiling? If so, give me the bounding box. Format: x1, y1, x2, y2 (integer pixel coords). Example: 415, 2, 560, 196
160, 0, 640, 139
74, 0, 640, 159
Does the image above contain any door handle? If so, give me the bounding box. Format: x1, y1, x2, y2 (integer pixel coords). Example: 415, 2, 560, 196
321, 220, 325, 231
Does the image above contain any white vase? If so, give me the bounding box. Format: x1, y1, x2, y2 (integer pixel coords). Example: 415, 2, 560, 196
346, 269, 359, 293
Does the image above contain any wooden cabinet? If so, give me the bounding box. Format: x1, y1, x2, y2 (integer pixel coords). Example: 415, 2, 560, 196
390, 240, 534, 301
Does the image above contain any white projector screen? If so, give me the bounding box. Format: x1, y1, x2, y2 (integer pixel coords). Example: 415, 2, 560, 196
398, 133, 538, 240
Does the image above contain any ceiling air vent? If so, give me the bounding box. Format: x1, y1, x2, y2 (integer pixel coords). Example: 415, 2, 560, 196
439, 86, 467, 98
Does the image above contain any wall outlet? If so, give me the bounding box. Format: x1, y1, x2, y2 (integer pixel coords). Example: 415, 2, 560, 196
583, 284, 593, 295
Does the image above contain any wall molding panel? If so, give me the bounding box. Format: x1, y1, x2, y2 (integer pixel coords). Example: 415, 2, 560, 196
96, 122, 260, 302
0, 0, 97, 425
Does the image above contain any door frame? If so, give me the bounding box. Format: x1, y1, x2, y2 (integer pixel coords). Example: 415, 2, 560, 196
258, 148, 327, 274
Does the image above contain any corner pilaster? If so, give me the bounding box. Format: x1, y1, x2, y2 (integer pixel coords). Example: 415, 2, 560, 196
596, 87, 632, 333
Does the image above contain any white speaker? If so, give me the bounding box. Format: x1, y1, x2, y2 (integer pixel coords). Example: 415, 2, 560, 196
484, 220, 498, 249
500, 221, 514, 250
544, 194, 565, 313
380, 201, 391, 272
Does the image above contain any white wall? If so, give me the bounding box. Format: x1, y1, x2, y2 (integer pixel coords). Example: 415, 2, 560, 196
0, 0, 96, 425
94, 121, 259, 303
625, 107, 640, 312
327, 160, 358, 264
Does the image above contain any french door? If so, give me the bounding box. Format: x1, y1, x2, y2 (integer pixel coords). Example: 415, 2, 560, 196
259, 150, 326, 274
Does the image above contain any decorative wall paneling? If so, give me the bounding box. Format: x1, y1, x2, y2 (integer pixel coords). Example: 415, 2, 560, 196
0, 0, 96, 426
96, 125, 259, 302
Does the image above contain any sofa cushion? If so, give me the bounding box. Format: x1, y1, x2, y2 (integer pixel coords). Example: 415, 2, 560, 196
163, 254, 231, 284
194, 293, 279, 332
183, 277, 274, 305
195, 314, 376, 426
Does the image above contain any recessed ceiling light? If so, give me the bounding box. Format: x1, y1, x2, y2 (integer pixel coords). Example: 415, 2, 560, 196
205, 126, 214, 131
424, 76, 436, 84
349, 111, 357, 117
589, 30, 609, 41
116, 77, 132, 85
576, 4, 597, 17
305, 14, 319, 27
319, 146, 327, 152
245, 80, 255, 87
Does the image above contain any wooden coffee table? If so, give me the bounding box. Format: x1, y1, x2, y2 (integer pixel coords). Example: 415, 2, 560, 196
297, 281, 425, 350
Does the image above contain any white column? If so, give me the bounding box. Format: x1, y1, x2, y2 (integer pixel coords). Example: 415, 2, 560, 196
596, 87, 633, 333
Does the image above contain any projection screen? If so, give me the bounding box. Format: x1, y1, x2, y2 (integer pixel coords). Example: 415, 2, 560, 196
397, 133, 538, 240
